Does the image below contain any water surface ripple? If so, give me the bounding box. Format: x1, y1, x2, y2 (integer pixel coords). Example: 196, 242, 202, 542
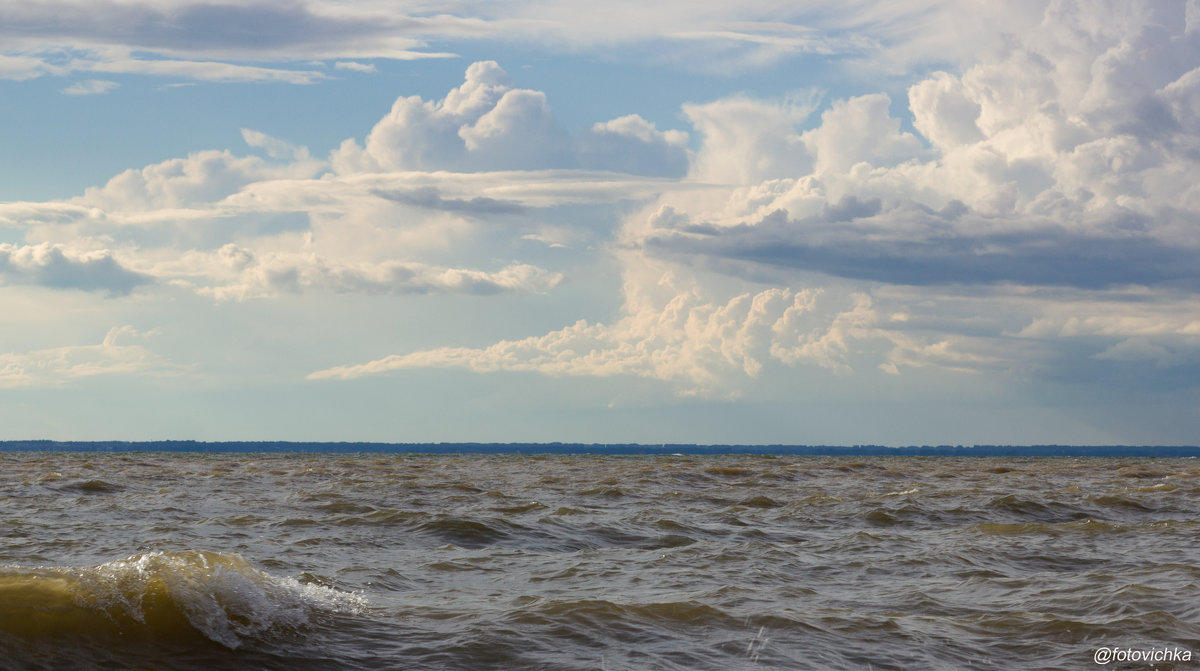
1, 454, 1197, 669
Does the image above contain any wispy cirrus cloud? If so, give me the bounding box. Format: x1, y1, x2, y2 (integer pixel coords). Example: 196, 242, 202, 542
333, 61, 376, 73
60, 79, 119, 95
0, 0, 985, 89
0, 2, 452, 85
372, 187, 526, 215
164, 245, 563, 302
0, 2, 453, 61
71, 52, 330, 84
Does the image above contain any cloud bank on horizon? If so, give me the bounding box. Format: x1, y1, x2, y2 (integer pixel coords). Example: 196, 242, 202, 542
2, 0, 1198, 443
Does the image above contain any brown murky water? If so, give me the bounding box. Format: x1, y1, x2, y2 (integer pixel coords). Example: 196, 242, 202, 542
1, 453, 1198, 669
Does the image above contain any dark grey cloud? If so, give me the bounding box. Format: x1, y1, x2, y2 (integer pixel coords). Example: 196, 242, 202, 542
643, 200, 1200, 290
1026, 337, 1200, 391
0, 244, 151, 296
820, 195, 882, 221
372, 187, 527, 215
0, 1, 417, 57
153, 3, 394, 51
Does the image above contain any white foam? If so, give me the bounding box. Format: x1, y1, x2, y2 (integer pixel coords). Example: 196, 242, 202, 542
78, 550, 367, 648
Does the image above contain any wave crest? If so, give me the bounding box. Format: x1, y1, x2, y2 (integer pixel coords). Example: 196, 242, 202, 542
0, 550, 364, 649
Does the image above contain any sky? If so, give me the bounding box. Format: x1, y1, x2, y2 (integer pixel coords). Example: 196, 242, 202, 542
2, 0, 1199, 445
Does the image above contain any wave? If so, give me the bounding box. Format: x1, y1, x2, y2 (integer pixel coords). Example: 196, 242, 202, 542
0, 550, 364, 650
57, 478, 124, 493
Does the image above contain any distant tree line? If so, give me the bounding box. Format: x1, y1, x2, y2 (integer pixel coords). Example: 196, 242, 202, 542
1, 440, 1198, 457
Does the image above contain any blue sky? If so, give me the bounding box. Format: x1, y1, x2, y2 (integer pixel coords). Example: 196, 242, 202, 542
2, 1, 1199, 444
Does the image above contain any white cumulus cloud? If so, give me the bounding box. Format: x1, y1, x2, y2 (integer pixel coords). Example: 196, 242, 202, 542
332, 61, 690, 176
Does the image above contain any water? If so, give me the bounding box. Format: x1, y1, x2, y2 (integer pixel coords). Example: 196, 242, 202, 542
1, 453, 1198, 670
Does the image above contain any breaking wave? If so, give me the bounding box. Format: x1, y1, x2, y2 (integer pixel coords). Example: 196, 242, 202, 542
0, 550, 364, 658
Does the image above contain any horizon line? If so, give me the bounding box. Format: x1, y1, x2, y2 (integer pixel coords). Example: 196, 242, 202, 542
2, 440, 1199, 457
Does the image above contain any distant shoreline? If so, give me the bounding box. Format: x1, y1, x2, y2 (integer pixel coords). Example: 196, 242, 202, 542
2, 441, 1198, 457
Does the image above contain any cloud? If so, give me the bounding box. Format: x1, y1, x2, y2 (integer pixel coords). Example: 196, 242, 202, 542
0, 326, 176, 388
308, 266, 1014, 393
308, 260, 935, 395
70, 52, 329, 84
372, 187, 526, 215
240, 129, 312, 161
77, 136, 324, 211
170, 245, 562, 301
301, 3, 1200, 402
7, 0, 1145, 96
612, 2, 1200, 292
329, 60, 525, 172
683, 93, 818, 184
993, 289, 1200, 382
61, 79, 118, 95
578, 115, 690, 177
208, 168, 678, 225
0, 1, 979, 85
1093, 336, 1200, 369
0, 201, 99, 228
307, 287, 790, 394
908, 71, 984, 151
7, 1, 1200, 413
0, 2, 454, 64
0, 53, 51, 80
334, 61, 376, 73
1018, 298, 1200, 340
0, 243, 150, 295
2, 1, 458, 88
444, 0, 971, 72
638, 201, 1200, 290
332, 61, 691, 176
456, 87, 570, 170
800, 94, 927, 175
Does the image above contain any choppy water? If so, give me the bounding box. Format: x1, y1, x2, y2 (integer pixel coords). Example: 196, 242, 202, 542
1, 454, 1198, 670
